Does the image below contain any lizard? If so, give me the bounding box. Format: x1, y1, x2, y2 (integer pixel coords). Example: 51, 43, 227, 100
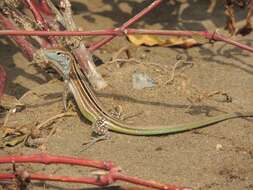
41, 48, 253, 136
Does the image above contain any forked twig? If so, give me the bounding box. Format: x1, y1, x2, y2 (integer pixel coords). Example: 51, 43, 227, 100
0, 154, 191, 190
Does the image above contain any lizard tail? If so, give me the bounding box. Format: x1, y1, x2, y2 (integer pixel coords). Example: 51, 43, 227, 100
108, 112, 253, 136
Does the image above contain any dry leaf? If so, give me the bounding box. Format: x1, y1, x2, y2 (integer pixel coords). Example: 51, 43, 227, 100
1, 126, 29, 147
127, 35, 199, 48
4, 135, 27, 147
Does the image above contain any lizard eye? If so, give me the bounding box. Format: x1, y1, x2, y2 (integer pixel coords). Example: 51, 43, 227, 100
57, 52, 66, 59
55, 51, 70, 61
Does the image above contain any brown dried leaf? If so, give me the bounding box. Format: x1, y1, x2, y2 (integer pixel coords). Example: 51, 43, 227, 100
4, 135, 27, 147
127, 35, 199, 48
127, 35, 163, 46
1, 126, 29, 147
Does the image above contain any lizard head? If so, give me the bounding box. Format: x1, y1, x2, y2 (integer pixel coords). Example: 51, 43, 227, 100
43, 49, 72, 78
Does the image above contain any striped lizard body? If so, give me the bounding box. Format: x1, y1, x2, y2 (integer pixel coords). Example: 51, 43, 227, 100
43, 49, 253, 136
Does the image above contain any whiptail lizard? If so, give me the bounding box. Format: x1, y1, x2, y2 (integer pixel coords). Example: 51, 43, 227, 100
42, 49, 253, 136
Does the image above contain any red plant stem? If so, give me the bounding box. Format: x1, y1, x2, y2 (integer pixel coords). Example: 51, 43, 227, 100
0, 173, 190, 190
23, 0, 57, 46
0, 29, 118, 36
0, 14, 35, 60
89, 0, 164, 52
0, 154, 190, 190
0, 154, 115, 170
1, 28, 253, 53
126, 29, 253, 53
0, 173, 110, 186
38, 0, 53, 16
24, 0, 48, 28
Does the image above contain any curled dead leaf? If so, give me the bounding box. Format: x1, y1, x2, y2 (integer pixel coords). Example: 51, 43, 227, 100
127, 35, 200, 48
1, 126, 29, 147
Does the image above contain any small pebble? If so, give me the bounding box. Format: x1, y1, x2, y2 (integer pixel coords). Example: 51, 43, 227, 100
140, 53, 147, 59
216, 144, 223, 151
132, 72, 156, 90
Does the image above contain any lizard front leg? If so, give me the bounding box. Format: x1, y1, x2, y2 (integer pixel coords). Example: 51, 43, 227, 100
78, 118, 110, 153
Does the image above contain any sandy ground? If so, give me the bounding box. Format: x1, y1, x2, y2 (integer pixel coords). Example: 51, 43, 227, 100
0, 1, 253, 190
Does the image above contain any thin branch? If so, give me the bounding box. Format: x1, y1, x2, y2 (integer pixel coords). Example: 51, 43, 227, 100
23, 0, 48, 28
89, 0, 164, 52
0, 29, 117, 36
1, 28, 253, 53
0, 154, 190, 190
35, 112, 77, 130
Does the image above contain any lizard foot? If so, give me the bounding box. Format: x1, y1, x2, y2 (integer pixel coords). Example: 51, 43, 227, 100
78, 134, 110, 154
